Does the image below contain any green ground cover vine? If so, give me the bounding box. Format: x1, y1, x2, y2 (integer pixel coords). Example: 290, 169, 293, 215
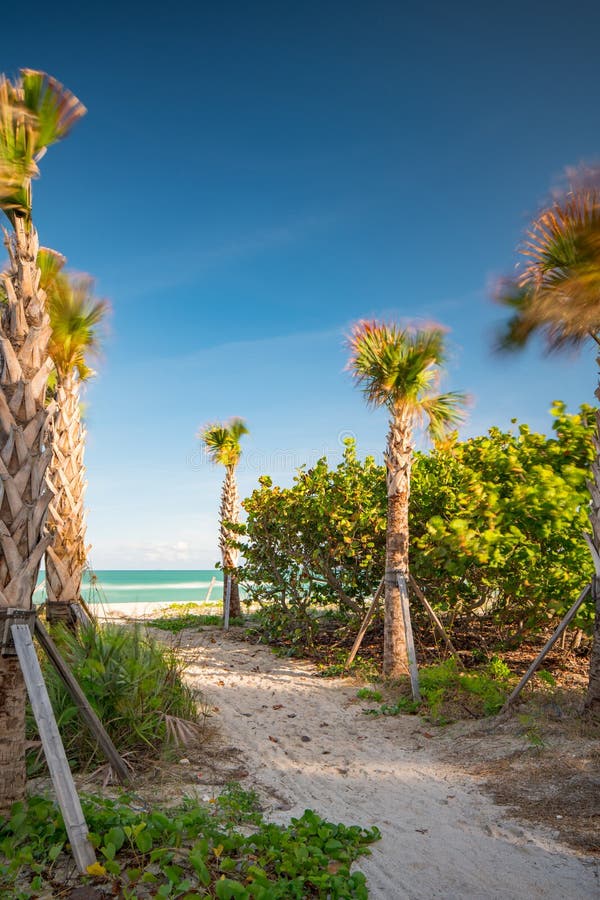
0, 786, 380, 899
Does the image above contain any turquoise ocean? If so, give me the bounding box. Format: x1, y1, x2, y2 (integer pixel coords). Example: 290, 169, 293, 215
34, 570, 224, 606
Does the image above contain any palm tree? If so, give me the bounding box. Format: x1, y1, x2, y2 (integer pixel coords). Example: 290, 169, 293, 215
0, 70, 85, 812
200, 418, 249, 619
38, 249, 107, 625
496, 170, 600, 714
348, 321, 466, 677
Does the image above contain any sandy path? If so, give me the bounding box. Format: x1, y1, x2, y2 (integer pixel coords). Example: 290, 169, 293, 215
176, 629, 598, 899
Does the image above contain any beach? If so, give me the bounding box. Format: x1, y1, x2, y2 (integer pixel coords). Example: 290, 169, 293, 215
95, 598, 224, 620
35, 569, 226, 617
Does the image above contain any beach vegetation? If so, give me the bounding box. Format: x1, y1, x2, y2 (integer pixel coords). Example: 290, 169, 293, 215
0, 789, 380, 898
496, 167, 600, 714
237, 438, 385, 649
148, 612, 246, 632
347, 320, 467, 677
27, 623, 205, 772
0, 69, 85, 813
238, 406, 593, 661
360, 657, 513, 721
200, 418, 249, 620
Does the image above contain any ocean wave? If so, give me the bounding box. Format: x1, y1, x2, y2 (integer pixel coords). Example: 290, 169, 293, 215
83, 581, 222, 592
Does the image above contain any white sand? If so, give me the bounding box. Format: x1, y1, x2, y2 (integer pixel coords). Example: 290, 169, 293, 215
93, 600, 222, 620
170, 629, 599, 900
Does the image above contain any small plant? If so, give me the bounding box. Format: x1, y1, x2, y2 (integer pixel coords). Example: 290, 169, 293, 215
216, 782, 263, 826
318, 655, 380, 681
535, 668, 557, 687
0, 792, 381, 898
518, 713, 545, 749
356, 688, 383, 702
364, 697, 420, 717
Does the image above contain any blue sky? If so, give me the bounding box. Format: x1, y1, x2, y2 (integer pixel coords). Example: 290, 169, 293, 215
3, 1, 597, 567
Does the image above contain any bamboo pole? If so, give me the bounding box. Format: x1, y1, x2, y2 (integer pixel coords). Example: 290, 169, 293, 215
501, 583, 591, 711
34, 619, 130, 784
409, 575, 465, 669
11, 623, 97, 874
397, 574, 421, 701
345, 578, 384, 668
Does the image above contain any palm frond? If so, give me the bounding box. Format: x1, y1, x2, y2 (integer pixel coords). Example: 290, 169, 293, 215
20, 70, 86, 153
37, 249, 108, 380
420, 392, 468, 442
162, 713, 205, 747
497, 168, 600, 351
348, 319, 465, 438
0, 70, 85, 222
200, 418, 249, 468
348, 320, 447, 397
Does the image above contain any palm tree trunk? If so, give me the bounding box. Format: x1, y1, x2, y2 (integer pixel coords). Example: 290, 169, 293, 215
0, 220, 53, 812
383, 413, 412, 678
45, 373, 88, 626
220, 465, 242, 619
584, 384, 600, 715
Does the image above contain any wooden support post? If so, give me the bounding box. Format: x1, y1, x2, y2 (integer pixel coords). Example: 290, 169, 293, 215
11, 623, 97, 875
223, 574, 232, 631
397, 574, 421, 702
34, 619, 130, 784
501, 583, 591, 712
70, 602, 93, 629
345, 578, 384, 669
409, 575, 465, 669
205, 575, 216, 604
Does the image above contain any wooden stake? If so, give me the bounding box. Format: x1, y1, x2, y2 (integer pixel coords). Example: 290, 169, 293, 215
223, 574, 232, 631
34, 619, 130, 784
397, 574, 421, 702
345, 578, 384, 668
205, 575, 216, 604
11, 623, 97, 874
409, 575, 465, 669
501, 583, 591, 711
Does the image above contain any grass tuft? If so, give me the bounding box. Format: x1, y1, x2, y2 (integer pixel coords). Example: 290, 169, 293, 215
28, 622, 204, 772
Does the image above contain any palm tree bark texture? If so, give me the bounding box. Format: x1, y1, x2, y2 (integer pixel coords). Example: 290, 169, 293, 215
383, 414, 412, 678
220, 464, 242, 618
45, 372, 88, 624
0, 221, 53, 810
0, 69, 85, 811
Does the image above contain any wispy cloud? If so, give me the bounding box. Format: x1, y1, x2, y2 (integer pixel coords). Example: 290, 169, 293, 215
102, 213, 338, 300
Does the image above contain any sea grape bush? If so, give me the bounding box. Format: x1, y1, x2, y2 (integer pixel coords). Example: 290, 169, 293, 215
235, 439, 386, 645
411, 401, 594, 635
237, 404, 594, 646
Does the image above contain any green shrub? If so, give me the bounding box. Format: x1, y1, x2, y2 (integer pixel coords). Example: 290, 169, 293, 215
238, 404, 594, 654
29, 623, 203, 770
